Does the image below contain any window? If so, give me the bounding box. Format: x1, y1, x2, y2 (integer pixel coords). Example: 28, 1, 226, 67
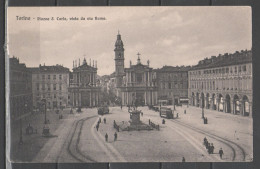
226, 68, 229, 73
48, 75, 50, 79
36, 83, 39, 91
234, 67, 237, 73
42, 75, 45, 80
53, 75, 56, 80
239, 66, 241, 72
230, 67, 233, 73
168, 83, 171, 89
53, 84, 56, 90
54, 94, 56, 98
59, 74, 62, 80
37, 74, 39, 79
59, 84, 62, 90
42, 84, 45, 90
243, 65, 247, 72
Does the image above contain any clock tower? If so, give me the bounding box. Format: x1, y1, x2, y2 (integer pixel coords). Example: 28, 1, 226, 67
114, 31, 125, 87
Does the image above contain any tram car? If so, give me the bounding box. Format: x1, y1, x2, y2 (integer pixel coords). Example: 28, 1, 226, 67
98, 105, 110, 115
160, 107, 173, 119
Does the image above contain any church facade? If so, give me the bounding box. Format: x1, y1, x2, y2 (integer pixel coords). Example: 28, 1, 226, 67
68, 58, 101, 108
114, 33, 158, 106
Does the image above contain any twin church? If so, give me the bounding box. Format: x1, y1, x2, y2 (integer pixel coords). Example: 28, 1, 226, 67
114, 32, 158, 106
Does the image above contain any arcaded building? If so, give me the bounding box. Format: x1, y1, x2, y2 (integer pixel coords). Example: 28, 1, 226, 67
155, 66, 190, 105
9, 57, 33, 120
30, 64, 70, 109
69, 58, 101, 107
114, 33, 158, 106
188, 50, 252, 117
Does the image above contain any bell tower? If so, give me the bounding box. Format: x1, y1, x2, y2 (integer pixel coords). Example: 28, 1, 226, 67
114, 31, 125, 87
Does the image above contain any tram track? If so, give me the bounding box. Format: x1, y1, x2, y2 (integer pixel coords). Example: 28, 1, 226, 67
56, 115, 97, 163
169, 119, 246, 161
142, 109, 246, 162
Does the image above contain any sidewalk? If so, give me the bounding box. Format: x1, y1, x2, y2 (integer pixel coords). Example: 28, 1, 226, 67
10, 108, 72, 162
140, 105, 253, 161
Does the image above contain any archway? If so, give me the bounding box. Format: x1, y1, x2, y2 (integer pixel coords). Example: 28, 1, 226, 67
218, 94, 223, 112
201, 93, 205, 108
242, 95, 250, 116
233, 95, 240, 114
225, 94, 231, 113
196, 93, 199, 107
206, 93, 210, 109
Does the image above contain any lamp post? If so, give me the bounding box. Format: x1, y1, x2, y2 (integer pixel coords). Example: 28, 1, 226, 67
42, 99, 47, 124
201, 97, 204, 119
19, 103, 27, 145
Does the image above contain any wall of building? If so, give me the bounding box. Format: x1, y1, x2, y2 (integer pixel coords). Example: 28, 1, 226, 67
188, 62, 252, 117
32, 72, 69, 109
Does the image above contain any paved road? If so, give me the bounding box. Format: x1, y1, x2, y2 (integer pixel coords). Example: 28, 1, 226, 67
32, 106, 252, 162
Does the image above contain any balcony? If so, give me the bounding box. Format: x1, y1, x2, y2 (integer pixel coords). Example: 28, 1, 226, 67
126, 82, 154, 87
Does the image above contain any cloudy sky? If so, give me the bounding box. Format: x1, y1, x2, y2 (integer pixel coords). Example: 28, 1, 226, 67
7, 7, 251, 76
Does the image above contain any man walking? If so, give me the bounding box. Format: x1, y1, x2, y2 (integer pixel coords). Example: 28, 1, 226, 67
114, 132, 117, 141
105, 133, 108, 142
219, 148, 224, 159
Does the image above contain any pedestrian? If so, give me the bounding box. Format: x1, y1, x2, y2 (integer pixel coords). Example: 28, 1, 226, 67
121, 104, 122, 110
206, 117, 208, 124
105, 133, 108, 142
176, 113, 178, 118
114, 132, 117, 141
162, 119, 165, 124
99, 117, 101, 123
149, 119, 150, 125
104, 118, 106, 124
207, 143, 211, 154
211, 143, 214, 154
182, 157, 185, 162
203, 137, 207, 146
219, 148, 224, 159
184, 110, 186, 114
96, 124, 99, 131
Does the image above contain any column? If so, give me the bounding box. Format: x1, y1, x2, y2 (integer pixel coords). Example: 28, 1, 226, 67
240, 99, 244, 116
79, 92, 81, 107
223, 99, 226, 113
90, 91, 92, 107
144, 92, 147, 105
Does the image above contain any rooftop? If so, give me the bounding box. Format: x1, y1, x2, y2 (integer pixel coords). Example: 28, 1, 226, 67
190, 49, 252, 70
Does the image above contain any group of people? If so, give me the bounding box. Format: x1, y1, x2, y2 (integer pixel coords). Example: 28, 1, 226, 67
203, 137, 224, 159
95, 116, 118, 142
203, 137, 214, 154
105, 132, 118, 142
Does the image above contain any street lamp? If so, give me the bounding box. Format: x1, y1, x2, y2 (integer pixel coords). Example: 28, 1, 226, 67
201, 98, 204, 119
19, 103, 27, 145
42, 99, 47, 124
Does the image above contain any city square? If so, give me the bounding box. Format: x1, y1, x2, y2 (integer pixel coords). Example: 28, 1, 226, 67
7, 7, 252, 163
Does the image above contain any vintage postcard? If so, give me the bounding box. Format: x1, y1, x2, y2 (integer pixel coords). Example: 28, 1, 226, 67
6, 7, 252, 163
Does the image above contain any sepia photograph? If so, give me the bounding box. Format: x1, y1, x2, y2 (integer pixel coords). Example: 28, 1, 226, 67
6, 7, 252, 163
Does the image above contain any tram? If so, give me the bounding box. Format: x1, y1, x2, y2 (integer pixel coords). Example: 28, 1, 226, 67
160, 107, 173, 119
98, 105, 109, 115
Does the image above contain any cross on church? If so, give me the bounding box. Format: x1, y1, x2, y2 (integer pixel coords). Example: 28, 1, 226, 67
137, 52, 141, 58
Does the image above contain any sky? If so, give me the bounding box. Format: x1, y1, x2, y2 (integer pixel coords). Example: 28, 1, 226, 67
7, 7, 251, 76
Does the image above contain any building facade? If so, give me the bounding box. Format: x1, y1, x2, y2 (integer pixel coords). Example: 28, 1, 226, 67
9, 57, 33, 120
155, 66, 190, 105
114, 33, 158, 106
69, 58, 101, 107
30, 64, 70, 110
188, 50, 252, 117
